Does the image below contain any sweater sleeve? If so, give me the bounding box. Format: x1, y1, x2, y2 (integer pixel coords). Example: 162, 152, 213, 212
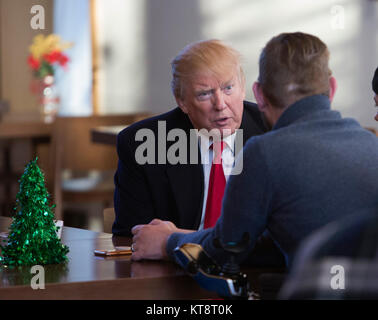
166, 137, 273, 266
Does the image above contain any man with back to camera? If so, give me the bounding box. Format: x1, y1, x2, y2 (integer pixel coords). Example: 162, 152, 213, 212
113, 39, 271, 238
130, 32, 378, 269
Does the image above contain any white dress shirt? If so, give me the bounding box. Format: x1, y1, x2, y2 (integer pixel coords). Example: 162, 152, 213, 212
197, 132, 237, 230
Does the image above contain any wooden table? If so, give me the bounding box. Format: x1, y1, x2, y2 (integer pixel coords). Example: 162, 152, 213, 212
90, 112, 153, 146
0, 113, 53, 139
0, 217, 218, 299
91, 126, 124, 146
0, 113, 54, 216
0, 217, 283, 300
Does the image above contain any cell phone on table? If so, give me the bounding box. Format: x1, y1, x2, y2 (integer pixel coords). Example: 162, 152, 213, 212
94, 246, 132, 256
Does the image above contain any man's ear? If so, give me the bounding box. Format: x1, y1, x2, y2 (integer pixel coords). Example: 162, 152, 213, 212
329, 76, 337, 103
252, 82, 267, 112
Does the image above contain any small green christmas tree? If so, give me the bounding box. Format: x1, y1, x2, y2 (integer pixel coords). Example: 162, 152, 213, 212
0, 158, 69, 266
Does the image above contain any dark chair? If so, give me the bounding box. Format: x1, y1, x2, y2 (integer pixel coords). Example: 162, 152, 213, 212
279, 212, 378, 299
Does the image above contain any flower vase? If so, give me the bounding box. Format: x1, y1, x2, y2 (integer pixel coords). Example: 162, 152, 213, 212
32, 75, 60, 122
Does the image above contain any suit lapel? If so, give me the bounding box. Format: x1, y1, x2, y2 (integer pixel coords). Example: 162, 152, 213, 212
166, 163, 204, 229
165, 109, 204, 229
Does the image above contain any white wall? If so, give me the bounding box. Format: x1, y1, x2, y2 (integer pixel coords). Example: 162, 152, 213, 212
0, 0, 53, 114
97, 0, 378, 128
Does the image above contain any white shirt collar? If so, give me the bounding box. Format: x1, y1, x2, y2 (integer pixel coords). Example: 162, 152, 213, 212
197, 131, 236, 156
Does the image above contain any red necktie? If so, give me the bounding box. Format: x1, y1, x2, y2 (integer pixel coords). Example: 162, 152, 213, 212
203, 141, 226, 229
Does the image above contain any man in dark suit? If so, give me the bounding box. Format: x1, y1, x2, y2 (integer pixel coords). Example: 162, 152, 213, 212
113, 39, 267, 237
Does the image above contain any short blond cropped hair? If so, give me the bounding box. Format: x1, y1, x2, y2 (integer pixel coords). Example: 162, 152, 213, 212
171, 39, 245, 99
258, 32, 332, 109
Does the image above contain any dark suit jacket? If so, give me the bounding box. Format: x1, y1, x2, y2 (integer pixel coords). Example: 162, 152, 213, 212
113, 101, 267, 236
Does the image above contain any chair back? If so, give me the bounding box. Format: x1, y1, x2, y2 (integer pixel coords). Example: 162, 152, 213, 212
279, 213, 378, 299
50, 113, 151, 220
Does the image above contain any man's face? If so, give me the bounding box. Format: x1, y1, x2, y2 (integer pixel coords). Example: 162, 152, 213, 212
177, 71, 245, 137
374, 94, 378, 121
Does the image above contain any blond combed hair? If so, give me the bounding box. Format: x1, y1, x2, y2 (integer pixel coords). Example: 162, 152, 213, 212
171, 39, 245, 99
258, 32, 332, 109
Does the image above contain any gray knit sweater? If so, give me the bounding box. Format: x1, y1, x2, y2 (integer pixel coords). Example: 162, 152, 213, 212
167, 95, 378, 268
